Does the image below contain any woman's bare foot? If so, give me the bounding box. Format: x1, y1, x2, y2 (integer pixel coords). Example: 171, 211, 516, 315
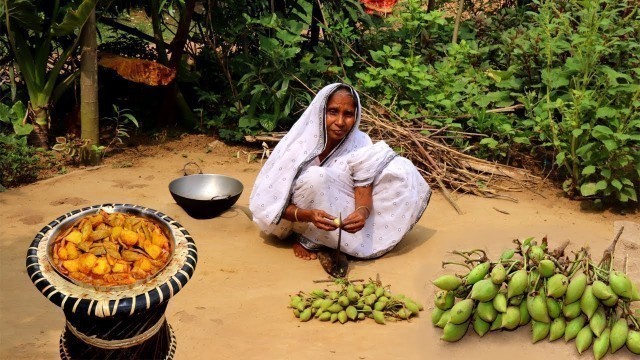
293, 242, 317, 260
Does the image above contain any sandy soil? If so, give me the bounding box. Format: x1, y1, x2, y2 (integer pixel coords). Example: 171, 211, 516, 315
1, 135, 639, 360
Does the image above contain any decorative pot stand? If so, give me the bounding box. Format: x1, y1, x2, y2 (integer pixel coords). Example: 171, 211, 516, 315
26, 204, 197, 359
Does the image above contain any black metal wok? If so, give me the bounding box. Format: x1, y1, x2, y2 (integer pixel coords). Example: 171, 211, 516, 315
169, 163, 244, 219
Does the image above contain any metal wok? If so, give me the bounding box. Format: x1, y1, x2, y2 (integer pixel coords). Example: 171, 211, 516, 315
169, 163, 244, 219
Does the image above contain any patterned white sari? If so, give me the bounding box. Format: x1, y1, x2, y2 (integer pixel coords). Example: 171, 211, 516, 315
249, 83, 431, 258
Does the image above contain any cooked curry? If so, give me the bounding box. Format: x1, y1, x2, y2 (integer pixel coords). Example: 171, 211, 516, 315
51, 210, 171, 287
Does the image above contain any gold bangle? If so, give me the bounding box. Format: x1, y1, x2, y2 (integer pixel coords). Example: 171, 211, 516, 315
355, 205, 371, 218
294, 207, 300, 222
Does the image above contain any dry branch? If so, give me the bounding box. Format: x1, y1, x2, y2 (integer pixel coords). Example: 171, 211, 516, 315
359, 106, 539, 197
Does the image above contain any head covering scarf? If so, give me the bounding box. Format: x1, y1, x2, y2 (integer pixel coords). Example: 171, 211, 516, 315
249, 83, 368, 232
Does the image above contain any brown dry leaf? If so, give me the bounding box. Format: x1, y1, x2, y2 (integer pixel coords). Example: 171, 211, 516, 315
99, 53, 176, 86
361, 0, 398, 14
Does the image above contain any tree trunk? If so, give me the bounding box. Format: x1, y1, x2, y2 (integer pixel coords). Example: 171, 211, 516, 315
452, 0, 464, 44
427, 0, 436, 12
80, 9, 100, 164
309, 0, 322, 49
150, 0, 169, 64
168, 0, 196, 68
162, 0, 196, 128
31, 108, 50, 148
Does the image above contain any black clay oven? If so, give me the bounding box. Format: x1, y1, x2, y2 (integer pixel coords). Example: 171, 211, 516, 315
26, 204, 198, 359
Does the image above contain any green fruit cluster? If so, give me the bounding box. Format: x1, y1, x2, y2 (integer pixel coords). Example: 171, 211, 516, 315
431, 237, 640, 359
289, 278, 423, 324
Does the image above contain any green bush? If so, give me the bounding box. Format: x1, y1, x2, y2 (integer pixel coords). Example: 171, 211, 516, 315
0, 135, 41, 187
508, 0, 640, 202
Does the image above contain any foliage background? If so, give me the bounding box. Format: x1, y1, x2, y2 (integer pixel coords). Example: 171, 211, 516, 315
1, 0, 638, 206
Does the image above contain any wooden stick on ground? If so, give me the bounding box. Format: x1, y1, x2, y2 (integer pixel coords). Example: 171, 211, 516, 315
436, 177, 463, 215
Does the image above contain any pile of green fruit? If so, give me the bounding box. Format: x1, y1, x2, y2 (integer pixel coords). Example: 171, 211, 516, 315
289, 278, 423, 324
431, 235, 640, 359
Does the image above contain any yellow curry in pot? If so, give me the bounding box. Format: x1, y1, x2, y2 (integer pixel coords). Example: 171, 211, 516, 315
51, 210, 171, 287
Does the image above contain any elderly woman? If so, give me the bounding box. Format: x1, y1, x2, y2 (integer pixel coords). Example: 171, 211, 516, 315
249, 83, 431, 259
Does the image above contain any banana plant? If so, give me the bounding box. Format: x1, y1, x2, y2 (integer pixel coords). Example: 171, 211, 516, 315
3, 0, 96, 148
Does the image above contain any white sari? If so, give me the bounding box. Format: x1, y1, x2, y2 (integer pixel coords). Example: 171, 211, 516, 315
249, 83, 431, 258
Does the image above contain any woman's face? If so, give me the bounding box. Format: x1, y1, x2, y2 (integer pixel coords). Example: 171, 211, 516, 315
325, 90, 356, 144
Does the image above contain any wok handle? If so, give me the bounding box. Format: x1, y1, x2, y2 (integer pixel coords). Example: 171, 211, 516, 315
182, 162, 203, 176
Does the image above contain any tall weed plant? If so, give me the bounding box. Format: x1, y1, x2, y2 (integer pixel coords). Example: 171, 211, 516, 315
514, 0, 639, 203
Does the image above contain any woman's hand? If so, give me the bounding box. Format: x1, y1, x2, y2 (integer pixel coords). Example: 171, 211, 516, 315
302, 209, 339, 231
341, 207, 368, 233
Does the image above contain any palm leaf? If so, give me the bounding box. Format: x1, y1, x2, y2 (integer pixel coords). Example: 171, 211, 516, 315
51, 0, 96, 36
4, 0, 42, 32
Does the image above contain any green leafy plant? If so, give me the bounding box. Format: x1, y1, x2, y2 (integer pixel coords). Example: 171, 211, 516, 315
517, 0, 639, 203
2, 0, 97, 147
0, 100, 32, 136
51, 135, 90, 163
101, 104, 139, 156
0, 134, 40, 187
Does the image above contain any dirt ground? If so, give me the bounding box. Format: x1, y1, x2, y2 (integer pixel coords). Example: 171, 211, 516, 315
1, 134, 639, 360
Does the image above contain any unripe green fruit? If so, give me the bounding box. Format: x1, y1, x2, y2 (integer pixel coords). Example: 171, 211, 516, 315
529, 246, 545, 262
580, 285, 598, 320
549, 317, 566, 341
477, 301, 497, 323
470, 279, 499, 302
311, 289, 326, 298
404, 301, 420, 315
627, 330, 640, 354
466, 262, 490, 285
609, 271, 633, 299
435, 310, 451, 328
575, 325, 593, 354
565, 273, 587, 304
500, 249, 515, 260
593, 328, 609, 360
610, 318, 629, 353
431, 307, 445, 326
527, 293, 550, 324
589, 307, 606, 337
327, 303, 344, 313
318, 312, 332, 321
490, 263, 506, 284
502, 306, 520, 330
532, 320, 550, 343
372, 310, 385, 325
346, 306, 358, 321
546, 274, 568, 299
562, 301, 581, 319
591, 280, 613, 300
493, 293, 507, 313
299, 308, 312, 322
442, 320, 470, 342
433, 275, 463, 291
602, 292, 619, 307
519, 300, 531, 326
449, 299, 474, 324
320, 298, 334, 311
564, 315, 586, 342
538, 259, 555, 278
507, 270, 528, 299
473, 316, 490, 337
330, 313, 338, 323
490, 313, 503, 331
546, 298, 561, 319
631, 281, 640, 301
509, 294, 523, 306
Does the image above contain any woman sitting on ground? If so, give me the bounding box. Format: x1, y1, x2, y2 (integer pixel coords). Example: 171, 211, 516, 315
249, 83, 431, 259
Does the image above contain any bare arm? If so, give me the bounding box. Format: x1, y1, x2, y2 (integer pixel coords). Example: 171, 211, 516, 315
342, 184, 373, 233
283, 204, 338, 231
